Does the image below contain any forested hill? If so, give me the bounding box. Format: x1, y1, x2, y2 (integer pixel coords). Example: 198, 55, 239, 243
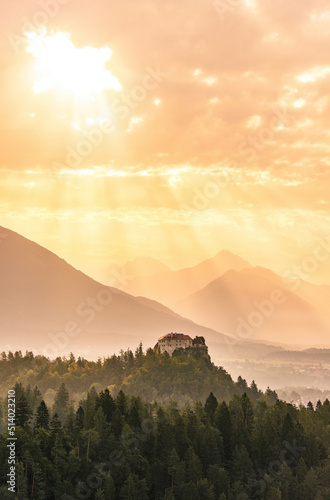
0, 352, 329, 499
0, 346, 276, 408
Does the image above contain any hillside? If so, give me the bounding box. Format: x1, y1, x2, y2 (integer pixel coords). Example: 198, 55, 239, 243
0, 226, 233, 359
240, 266, 330, 317
0, 347, 240, 406
177, 268, 330, 346
0, 349, 329, 500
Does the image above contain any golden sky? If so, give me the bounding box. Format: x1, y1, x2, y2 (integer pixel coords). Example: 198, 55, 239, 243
1, 0, 330, 283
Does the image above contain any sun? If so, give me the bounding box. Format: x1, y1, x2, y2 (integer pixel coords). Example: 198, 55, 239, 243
26, 29, 122, 96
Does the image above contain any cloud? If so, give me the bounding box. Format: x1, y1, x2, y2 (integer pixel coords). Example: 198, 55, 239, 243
1, 0, 330, 277
0, 0, 329, 172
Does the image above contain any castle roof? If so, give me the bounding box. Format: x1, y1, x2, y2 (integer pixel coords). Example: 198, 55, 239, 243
158, 332, 192, 341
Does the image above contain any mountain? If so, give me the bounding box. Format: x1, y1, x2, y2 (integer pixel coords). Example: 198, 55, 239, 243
176, 267, 330, 346
122, 250, 252, 306
103, 256, 171, 286
238, 266, 330, 317
118, 256, 171, 277
0, 226, 240, 359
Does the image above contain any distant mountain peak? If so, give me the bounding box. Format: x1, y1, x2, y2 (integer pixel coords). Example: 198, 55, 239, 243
215, 249, 246, 258
0, 225, 228, 359
123, 249, 253, 306
115, 256, 171, 279
177, 265, 330, 347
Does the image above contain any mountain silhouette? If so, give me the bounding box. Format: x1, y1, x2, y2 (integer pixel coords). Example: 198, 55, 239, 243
122, 250, 252, 306
176, 267, 330, 346
0, 226, 234, 358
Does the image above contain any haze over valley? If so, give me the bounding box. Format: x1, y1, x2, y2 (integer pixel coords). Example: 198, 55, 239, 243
1, 224, 329, 399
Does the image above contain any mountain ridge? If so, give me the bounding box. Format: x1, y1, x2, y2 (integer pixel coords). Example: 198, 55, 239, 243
0, 225, 239, 359
176, 266, 330, 346
122, 249, 252, 305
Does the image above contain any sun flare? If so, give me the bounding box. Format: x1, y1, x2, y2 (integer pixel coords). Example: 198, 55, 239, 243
26, 30, 122, 96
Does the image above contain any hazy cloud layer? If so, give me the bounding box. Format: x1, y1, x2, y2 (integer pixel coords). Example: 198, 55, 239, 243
1, 0, 330, 277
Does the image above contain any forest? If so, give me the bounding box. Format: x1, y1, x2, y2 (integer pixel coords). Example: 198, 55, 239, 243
0, 346, 273, 408
0, 347, 329, 499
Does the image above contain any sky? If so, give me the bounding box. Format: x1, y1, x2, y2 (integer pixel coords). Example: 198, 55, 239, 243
1, 0, 330, 283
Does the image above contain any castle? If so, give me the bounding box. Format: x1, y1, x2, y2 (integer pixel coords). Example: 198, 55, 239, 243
154, 332, 207, 357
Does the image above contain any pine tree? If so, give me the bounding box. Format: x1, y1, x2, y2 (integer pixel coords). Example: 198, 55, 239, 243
214, 401, 232, 460
35, 400, 50, 431
281, 413, 295, 441
296, 457, 308, 482
279, 463, 294, 499
111, 408, 124, 437
316, 400, 322, 412
184, 446, 203, 483
82, 390, 97, 429
95, 490, 105, 500
167, 449, 180, 488
196, 478, 215, 499
53, 383, 70, 424
264, 388, 278, 406
232, 445, 254, 483
307, 401, 314, 412
241, 393, 254, 435
265, 486, 281, 499
94, 406, 107, 434
180, 480, 199, 500
204, 392, 218, 423
26, 385, 42, 412
128, 397, 142, 429
32, 386, 42, 410
64, 406, 76, 437
236, 376, 248, 393
16, 461, 29, 500
119, 473, 149, 499
16, 394, 32, 427
135, 342, 144, 358
249, 380, 260, 400
116, 390, 128, 415
103, 474, 116, 500
32, 464, 46, 500
76, 406, 84, 428
96, 389, 116, 422
14, 382, 25, 402
50, 413, 62, 436
207, 465, 229, 498
163, 489, 175, 500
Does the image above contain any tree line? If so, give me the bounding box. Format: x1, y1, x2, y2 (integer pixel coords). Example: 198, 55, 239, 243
0, 346, 277, 409
0, 347, 329, 499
